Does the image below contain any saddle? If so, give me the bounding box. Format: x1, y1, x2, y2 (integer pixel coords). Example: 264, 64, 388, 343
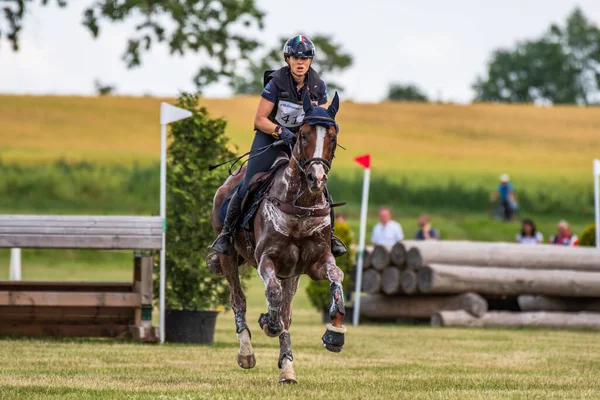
218, 155, 289, 232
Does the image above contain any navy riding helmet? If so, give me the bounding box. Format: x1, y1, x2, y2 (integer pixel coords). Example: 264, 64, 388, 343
282, 35, 315, 58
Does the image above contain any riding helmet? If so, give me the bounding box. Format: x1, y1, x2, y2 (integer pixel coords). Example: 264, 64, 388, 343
283, 35, 315, 58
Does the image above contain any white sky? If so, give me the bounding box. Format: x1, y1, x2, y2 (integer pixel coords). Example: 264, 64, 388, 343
1, 0, 599, 103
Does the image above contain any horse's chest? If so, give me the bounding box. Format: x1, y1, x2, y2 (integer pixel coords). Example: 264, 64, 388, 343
262, 201, 330, 239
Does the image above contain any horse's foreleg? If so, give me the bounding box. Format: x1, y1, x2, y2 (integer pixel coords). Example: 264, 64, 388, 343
220, 254, 255, 369
278, 277, 299, 383
310, 253, 347, 353
257, 255, 284, 337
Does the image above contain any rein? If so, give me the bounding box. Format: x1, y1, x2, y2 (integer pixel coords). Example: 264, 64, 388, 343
208, 140, 285, 175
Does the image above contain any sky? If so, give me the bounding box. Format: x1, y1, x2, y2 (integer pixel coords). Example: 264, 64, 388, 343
1, 0, 599, 103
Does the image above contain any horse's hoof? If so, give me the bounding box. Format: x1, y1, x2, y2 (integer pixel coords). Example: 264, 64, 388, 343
262, 324, 282, 338
237, 353, 256, 369
322, 324, 346, 353
279, 371, 298, 384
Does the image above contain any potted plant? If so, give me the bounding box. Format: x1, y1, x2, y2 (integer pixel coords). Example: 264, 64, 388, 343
154, 92, 237, 344
306, 218, 356, 323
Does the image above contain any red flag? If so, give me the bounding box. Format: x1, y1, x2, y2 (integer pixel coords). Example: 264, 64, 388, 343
354, 154, 371, 169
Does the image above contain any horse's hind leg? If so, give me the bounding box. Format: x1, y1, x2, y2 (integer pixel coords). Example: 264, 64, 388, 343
257, 255, 285, 337
278, 277, 299, 384
220, 254, 255, 369
309, 253, 347, 353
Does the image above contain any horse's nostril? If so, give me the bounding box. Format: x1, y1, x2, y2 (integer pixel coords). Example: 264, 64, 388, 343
307, 173, 315, 183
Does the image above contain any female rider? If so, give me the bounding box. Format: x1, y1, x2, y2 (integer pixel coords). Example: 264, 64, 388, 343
211, 35, 347, 257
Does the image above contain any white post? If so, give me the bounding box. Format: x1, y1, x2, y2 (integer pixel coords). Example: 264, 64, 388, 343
159, 103, 193, 344
594, 159, 600, 249
9, 248, 21, 281
159, 122, 167, 344
352, 167, 371, 326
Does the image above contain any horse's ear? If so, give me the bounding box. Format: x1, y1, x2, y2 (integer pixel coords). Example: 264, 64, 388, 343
303, 91, 313, 114
328, 91, 340, 118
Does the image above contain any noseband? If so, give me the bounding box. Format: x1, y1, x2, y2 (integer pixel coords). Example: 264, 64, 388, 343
292, 115, 339, 176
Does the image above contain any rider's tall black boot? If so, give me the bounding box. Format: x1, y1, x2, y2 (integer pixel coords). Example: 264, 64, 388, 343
327, 191, 347, 257
211, 192, 243, 255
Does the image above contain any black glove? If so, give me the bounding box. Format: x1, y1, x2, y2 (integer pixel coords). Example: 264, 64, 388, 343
278, 126, 296, 146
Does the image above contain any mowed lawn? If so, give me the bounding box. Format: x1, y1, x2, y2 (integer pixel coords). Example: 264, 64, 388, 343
1, 260, 600, 399
2, 95, 600, 189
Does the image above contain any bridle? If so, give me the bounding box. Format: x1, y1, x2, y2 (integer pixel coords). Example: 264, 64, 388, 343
291, 115, 339, 177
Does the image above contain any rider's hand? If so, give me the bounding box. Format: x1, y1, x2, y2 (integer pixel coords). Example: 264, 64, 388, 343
278, 127, 296, 146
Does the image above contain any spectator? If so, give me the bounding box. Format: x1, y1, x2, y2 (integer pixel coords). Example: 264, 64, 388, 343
550, 220, 579, 246
414, 214, 439, 241
335, 213, 346, 225
516, 218, 543, 244
371, 206, 404, 246
497, 174, 517, 221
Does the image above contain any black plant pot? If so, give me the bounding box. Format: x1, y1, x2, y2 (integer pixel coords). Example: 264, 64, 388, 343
165, 309, 219, 344
321, 307, 354, 324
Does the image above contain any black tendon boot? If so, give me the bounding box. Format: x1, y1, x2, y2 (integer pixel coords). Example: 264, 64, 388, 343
211, 193, 243, 255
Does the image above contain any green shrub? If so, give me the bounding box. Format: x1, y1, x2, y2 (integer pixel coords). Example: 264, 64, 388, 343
579, 224, 596, 247
152, 93, 238, 311
306, 220, 355, 311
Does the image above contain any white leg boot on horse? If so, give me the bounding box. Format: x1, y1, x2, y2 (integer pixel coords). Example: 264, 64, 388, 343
257, 255, 285, 338
309, 253, 347, 352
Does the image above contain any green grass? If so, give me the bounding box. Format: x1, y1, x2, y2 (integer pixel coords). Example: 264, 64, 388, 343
1, 261, 600, 398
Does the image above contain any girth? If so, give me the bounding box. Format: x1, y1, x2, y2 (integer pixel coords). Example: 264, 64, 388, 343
268, 196, 346, 218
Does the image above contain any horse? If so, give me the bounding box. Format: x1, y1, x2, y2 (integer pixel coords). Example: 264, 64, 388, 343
209, 92, 347, 383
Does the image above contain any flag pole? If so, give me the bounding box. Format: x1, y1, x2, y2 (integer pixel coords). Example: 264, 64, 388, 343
352, 154, 371, 326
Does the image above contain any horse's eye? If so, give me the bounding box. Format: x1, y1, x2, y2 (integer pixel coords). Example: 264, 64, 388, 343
301, 133, 307, 141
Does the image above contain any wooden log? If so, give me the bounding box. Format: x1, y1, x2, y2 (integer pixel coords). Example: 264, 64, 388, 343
381, 268, 418, 295
361, 246, 374, 270
432, 310, 600, 330
0, 291, 141, 307
0, 306, 133, 323
370, 245, 391, 271
0, 235, 162, 250
0, 281, 133, 292
517, 295, 600, 312
390, 242, 407, 267
418, 264, 600, 297
361, 269, 382, 294
361, 292, 488, 319
403, 240, 600, 271
406, 247, 423, 269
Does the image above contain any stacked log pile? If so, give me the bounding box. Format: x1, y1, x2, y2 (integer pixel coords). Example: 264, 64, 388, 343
357, 240, 600, 329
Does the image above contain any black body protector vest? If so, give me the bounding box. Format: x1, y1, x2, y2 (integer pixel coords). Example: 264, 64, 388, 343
264, 66, 325, 132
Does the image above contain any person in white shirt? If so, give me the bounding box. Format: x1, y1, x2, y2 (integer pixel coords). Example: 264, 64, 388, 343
516, 218, 543, 245
371, 206, 404, 246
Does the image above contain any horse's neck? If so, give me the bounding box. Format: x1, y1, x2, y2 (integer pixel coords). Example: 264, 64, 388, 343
276, 161, 327, 208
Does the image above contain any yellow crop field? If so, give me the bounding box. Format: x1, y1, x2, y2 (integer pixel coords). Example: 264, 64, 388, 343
1, 94, 599, 187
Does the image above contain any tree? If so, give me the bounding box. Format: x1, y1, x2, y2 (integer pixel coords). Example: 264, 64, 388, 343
230, 34, 353, 94
473, 7, 600, 105
94, 79, 116, 96
548, 7, 600, 105
1, 0, 264, 92
387, 83, 429, 102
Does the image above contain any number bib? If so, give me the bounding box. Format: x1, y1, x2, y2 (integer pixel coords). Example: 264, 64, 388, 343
275, 100, 305, 128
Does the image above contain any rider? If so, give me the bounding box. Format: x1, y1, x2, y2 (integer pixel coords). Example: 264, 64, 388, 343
211, 35, 347, 257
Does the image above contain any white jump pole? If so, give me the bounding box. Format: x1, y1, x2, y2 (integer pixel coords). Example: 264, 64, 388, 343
352, 154, 371, 326
594, 159, 600, 249
159, 102, 193, 344
9, 248, 21, 281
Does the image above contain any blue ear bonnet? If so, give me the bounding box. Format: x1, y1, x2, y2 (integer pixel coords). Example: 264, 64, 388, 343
302, 91, 340, 131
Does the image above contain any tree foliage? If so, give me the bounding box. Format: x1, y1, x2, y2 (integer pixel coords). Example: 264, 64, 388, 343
1, 0, 264, 92
153, 92, 238, 311
474, 7, 600, 105
230, 34, 353, 94
387, 83, 429, 102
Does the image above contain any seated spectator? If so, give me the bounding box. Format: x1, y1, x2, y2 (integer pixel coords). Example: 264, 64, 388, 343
550, 220, 579, 246
371, 206, 404, 246
414, 214, 439, 241
516, 218, 543, 244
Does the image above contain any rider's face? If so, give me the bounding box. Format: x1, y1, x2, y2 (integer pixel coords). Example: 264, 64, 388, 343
287, 56, 311, 77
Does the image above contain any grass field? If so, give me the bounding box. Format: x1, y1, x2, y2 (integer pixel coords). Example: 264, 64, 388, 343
2, 94, 599, 189
1, 260, 600, 399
